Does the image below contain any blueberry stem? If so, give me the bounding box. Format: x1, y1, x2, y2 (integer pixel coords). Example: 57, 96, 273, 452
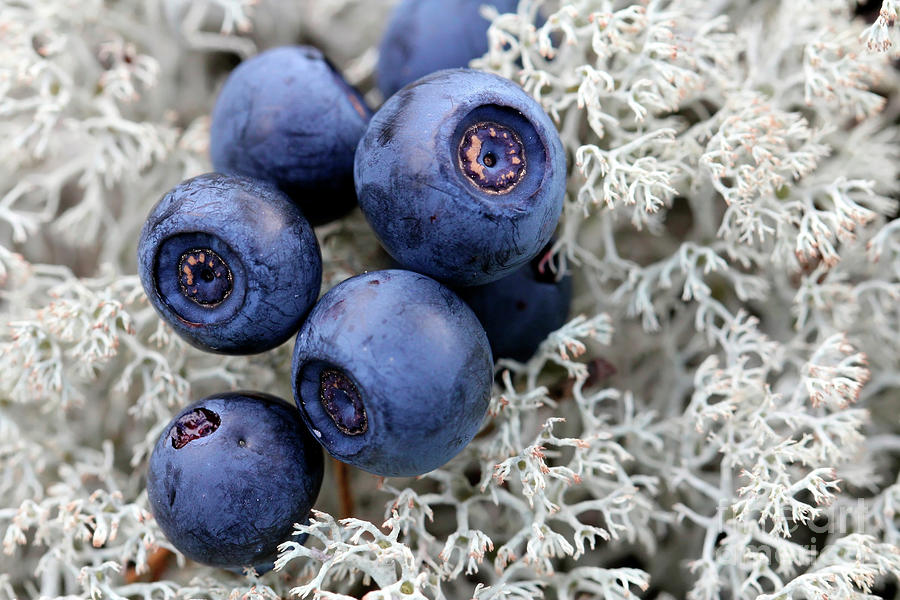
333, 458, 355, 518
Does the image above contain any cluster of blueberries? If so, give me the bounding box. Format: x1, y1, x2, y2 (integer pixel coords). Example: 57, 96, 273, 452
137, 0, 572, 572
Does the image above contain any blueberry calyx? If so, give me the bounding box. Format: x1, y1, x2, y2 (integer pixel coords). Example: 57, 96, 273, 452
457, 121, 525, 194
170, 407, 221, 449
319, 368, 367, 435
177, 248, 233, 306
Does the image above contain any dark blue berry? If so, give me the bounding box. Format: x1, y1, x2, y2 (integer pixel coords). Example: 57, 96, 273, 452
456, 242, 572, 362
376, 0, 519, 99
137, 173, 322, 354
291, 269, 493, 477
146, 392, 324, 570
354, 68, 566, 287
210, 45, 371, 225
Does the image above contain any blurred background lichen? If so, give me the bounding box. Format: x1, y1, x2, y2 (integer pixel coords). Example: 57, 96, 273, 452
2, 0, 900, 598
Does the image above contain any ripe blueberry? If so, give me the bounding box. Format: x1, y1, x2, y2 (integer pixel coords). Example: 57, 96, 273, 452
291, 270, 493, 477
146, 392, 324, 570
210, 45, 371, 225
137, 173, 322, 354
354, 68, 566, 287
376, 0, 519, 99
456, 242, 572, 362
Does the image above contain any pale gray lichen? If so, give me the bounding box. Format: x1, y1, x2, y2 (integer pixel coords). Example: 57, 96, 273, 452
1, 0, 900, 599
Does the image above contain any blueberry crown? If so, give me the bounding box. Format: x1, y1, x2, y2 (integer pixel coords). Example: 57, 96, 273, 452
457, 121, 526, 194
170, 408, 221, 449
177, 248, 234, 306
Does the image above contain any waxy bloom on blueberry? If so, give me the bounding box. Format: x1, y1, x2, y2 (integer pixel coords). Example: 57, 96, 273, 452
146, 392, 324, 570
376, 0, 519, 99
210, 45, 371, 225
355, 68, 566, 287
137, 173, 322, 354
291, 269, 493, 477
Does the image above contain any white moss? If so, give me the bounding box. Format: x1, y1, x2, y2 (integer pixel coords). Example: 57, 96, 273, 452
1, 0, 900, 598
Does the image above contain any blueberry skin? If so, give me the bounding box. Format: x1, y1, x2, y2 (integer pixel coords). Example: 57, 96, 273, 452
291, 269, 493, 477
456, 244, 572, 362
354, 68, 566, 287
377, 0, 519, 99
146, 392, 324, 570
137, 172, 322, 354
210, 45, 371, 225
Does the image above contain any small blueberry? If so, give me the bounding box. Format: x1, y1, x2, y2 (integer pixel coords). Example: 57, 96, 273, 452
376, 0, 519, 99
354, 68, 567, 286
456, 242, 572, 362
210, 45, 371, 225
291, 269, 493, 477
146, 391, 324, 570
137, 173, 322, 354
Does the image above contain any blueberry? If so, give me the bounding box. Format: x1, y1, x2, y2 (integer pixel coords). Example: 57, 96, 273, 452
376, 0, 519, 99
210, 45, 371, 225
456, 242, 572, 362
291, 269, 493, 477
354, 68, 566, 287
137, 173, 322, 354
146, 391, 324, 570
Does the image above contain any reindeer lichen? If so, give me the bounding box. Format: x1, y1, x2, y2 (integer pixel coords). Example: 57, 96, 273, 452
1, 0, 899, 599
